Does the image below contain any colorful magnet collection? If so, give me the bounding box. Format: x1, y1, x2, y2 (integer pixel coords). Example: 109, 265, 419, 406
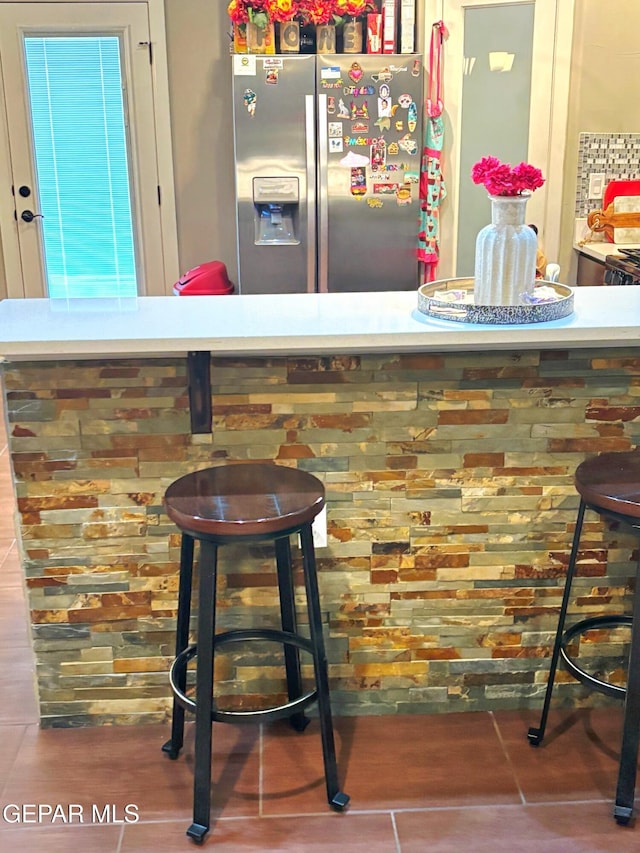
336, 60, 421, 208
254, 58, 422, 207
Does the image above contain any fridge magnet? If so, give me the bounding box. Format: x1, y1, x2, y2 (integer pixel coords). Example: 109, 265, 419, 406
340, 150, 370, 168
233, 55, 257, 76
327, 96, 336, 114
338, 98, 350, 118
346, 135, 375, 147
387, 141, 399, 156
412, 59, 421, 77
378, 97, 392, 118
371, 138, 386, 171
407, 102, 418, 132
395, 120, 404, 131
396, 185, 412, 206
371, 67, 393, 83
352, 121, 369, 134
398, 134, 418, 156
348, 62, 364, 83
374, 116, 391, 132
329, 138, 344, 153
320, 68, 343, 88
388, 64, 408, 75
404, 170, 420, 184
350, 167, 367, 197
398, 93, 413, 108
373, 182, 400, 195
344, 85, 375, 96
351, 101, 369, 120
328, 122, 343, 138
367, 198, 383, 209
243, 89, 257, 116
265, 67, 279, 85
377, 84, 392, 118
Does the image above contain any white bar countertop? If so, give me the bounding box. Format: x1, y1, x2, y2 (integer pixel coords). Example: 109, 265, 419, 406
0, 288, 638, 361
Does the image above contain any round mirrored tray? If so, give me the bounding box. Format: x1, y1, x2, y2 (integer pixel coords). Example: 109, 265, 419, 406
417, 278, 574, 325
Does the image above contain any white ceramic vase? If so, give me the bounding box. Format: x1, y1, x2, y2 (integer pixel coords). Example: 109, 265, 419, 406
473, 193, 537, 306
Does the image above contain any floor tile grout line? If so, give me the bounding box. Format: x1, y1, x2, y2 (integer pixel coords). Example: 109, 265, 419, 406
0, 539, 18, 573
115, 823, 125, 853
0, 724, 29, 801
389, 811, 402, 853
489, 709, 527, 805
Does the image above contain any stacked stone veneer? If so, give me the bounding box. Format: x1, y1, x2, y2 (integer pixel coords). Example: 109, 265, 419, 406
3, 348, 640, 727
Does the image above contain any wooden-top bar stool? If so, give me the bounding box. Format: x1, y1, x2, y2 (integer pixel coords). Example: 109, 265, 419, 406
528, 450, 640, 824
162, 462, 349, 843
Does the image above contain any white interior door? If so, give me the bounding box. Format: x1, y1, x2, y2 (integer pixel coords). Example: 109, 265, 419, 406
425, 0, 574, 280
0, 1, 178, 297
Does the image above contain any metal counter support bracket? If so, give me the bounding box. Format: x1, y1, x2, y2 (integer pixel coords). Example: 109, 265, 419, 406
187, 351, 212, 434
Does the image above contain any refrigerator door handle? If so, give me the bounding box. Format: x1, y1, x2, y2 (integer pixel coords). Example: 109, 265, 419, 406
305, 94, 317, 294
317, 93, 329, 293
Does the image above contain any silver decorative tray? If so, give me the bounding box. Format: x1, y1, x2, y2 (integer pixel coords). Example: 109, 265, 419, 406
417, 278, 574, 325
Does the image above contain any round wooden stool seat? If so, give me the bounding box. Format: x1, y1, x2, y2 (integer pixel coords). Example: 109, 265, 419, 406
164, 462, 324, 538
529, 448, 640, 826
575, 450, 640, 520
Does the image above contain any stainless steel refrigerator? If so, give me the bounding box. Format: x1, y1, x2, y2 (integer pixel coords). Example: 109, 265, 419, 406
231, 53, 423, 294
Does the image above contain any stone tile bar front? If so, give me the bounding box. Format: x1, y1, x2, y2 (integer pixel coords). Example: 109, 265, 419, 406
0, 288, 639, 726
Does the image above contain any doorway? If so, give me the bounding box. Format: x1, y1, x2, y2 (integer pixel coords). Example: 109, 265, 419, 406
0, 0, 178, 298
425, 0, 574, 279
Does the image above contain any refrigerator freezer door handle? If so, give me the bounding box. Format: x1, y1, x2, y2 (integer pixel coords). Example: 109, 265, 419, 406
305, 94, 317, 294
317, 93, 329, 293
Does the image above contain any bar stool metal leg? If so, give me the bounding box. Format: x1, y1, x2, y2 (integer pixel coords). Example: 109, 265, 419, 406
275, 535, 309, 733
529, 499, 586, 746
614, 551, 640, 824
188, 538, 218, 844
299, 523, 349, 811
163, 533, 194, 760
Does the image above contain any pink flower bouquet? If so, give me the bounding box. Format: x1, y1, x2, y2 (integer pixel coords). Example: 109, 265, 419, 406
471, 156, 545, 197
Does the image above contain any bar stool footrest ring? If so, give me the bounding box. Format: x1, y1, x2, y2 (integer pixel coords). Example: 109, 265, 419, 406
560, 614, 632, 700
169, 627, 319, 724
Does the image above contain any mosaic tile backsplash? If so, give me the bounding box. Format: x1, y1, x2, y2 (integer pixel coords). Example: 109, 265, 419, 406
575, 132, 640, 216
3, 350, 640, 727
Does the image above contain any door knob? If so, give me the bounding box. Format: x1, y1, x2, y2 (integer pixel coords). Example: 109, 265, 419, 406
21, 210, 43, 222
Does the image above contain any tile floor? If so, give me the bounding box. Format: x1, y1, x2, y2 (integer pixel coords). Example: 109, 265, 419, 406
0, 396, 639, 851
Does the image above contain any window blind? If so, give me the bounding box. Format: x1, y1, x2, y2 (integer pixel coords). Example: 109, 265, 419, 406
25, 36, 137, 298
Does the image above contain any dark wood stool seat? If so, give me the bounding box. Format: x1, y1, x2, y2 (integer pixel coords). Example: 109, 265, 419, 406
528, 450, 640, 825
162, 462, 349, 843
164, 462, 325, 539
